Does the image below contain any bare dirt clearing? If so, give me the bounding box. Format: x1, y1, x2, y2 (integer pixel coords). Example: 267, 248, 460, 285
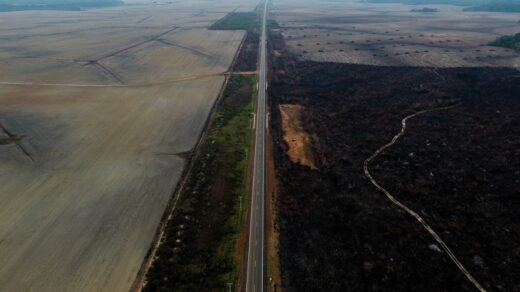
279, 104, 316, 169
0, 1, 256, 291
273, 0, 520, 68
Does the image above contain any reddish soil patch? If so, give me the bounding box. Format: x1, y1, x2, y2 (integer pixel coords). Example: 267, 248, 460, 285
279, 104, 316, 169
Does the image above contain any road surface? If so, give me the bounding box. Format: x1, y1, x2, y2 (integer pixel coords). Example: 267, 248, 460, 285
246, 0, 268, 291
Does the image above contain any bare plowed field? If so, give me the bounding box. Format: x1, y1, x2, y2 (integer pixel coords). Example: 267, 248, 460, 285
0, 1, 256, 291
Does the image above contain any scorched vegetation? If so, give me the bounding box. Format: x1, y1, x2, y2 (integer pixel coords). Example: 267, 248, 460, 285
269, 30, 520, 292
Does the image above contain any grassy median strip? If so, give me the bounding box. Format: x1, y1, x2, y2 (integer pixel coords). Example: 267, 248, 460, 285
143, 75, 256, 291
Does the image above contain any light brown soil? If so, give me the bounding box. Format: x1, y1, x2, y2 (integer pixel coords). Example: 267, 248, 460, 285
0, 2, 252, 291
279, 104, 316, 169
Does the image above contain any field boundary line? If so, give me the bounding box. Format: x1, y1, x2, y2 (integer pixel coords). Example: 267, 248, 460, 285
0, 73, 225, 88
0, 81, 122, 88
95, 26, 178, 61
155, 39, 213, 59
363, 103, 487, 292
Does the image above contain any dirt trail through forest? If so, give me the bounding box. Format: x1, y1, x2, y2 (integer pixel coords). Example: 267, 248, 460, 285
363, 104, 486, 292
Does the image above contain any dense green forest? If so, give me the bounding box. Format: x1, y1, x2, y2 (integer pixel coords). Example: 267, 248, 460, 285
490, 33, 520, 51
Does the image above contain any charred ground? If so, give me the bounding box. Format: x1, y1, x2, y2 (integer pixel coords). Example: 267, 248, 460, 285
268, 31, 520, 291
232, 31, 259, 72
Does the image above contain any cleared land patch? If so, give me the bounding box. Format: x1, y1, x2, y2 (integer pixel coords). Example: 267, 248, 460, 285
0, 77, 225, 292
279, 104, 316, 169
273, 0, 520, 68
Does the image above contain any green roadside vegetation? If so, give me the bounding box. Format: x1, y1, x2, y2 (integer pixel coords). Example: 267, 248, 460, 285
143, 75, 257, 291
490, 33, 520, 51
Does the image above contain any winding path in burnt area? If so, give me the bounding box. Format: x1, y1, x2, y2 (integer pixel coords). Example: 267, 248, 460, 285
363, 103, 487, 292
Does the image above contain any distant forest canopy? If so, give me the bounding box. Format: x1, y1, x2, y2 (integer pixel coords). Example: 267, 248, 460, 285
0, 0, 122, 11
364, 0, 520, 12
410, 7, 438, 12
490, 33, 520, 51
463, 1, 520, 12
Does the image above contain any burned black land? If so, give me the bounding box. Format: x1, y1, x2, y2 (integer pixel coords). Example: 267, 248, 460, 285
269, 32, 520, 291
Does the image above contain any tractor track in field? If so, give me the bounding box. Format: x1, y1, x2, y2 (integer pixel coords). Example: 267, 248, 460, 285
155, 39, 213, 59
94, 26, 179, 62
0, 71, 258, 88
88, 61, 126, 85
0, 122, 33, 162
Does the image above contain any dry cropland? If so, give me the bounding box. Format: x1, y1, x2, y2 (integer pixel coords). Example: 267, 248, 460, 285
0, 1, 256, 291
274, 0, 520, 67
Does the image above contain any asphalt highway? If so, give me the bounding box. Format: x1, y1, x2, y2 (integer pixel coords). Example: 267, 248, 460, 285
245, 1, 268, 291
